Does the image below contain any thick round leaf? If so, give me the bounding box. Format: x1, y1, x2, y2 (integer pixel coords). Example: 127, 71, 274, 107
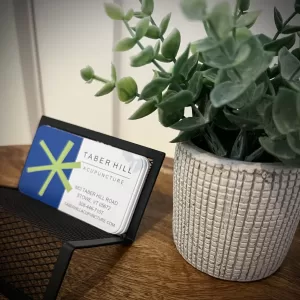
239, 0, 250, 12
95, 82, 115, 97
124, 9, 134, 21
256, 33, 272, 46
204, 68, 219, 83
281, 25, 300, 34
159, 13, 171, 36
188, 71, 203, 99
135, 17, 150, 40
145, 25, 161, 39
256, 95, 274, 118
111, 64, 117, 82
235, 27, 252, 46
114, 37, 136, 51
228, 83, 256, 109
264, 34, 296, 53
191, 37, 218, 53
173, 44, 190, 76
263, 103, 282, 140
273, 87, 300, 135
207, 2, 233, 39
129, 99, 157, 120
170, 129, 201, 143
170, 116, 206, 131
274, 7, 283, 31
230, 130, 247, 160
236, 11, 260, 28
180, 0, 206, 20
140, 78, 170, 99
141, 0, 154, 16
116, 77, 138, 102
159, 109, 183, 127
155, 54, 173, 62
157, 90, 194, 112
134, 11, 145, 19
214, 108, 239, 130
104, 3, 124, 20
154, 41, 160, 56
224, 107, 261, 128
161, 29, 181, 60
287, 132, 300, 155
130, 46, 154, 67
181, 53, 199, 80
211, 82, 249, 108
279, 47, 300, 81
80, 66, 94, 82
259, 137, 296, 160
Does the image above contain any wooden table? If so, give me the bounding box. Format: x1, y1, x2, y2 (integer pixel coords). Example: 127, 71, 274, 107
1, 145, 300, 300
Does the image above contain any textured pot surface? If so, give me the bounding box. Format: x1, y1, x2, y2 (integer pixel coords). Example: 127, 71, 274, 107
173, 142, 300, 282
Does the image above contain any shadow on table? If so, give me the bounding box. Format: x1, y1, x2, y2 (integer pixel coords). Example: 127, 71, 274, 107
59, 244, 128, 300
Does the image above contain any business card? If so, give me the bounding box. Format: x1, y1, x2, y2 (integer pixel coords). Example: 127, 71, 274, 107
18, 125, 149, 234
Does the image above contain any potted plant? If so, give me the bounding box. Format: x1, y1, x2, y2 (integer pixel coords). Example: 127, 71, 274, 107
81, 0, 300, 282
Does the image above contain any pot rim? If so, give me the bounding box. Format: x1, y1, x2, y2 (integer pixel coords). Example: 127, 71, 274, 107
179, 142, 299, 172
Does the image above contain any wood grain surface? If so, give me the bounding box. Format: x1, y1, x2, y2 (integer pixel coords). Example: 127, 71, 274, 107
0, 146, 300, 300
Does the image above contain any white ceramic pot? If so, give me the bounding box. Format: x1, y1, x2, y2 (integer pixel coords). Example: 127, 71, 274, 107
173, 142, 300, 282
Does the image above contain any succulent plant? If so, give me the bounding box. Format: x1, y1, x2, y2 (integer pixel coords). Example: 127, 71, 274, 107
81, 0, 300, 165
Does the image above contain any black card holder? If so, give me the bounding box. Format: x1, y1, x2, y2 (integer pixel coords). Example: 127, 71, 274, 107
0, 116, 165, 300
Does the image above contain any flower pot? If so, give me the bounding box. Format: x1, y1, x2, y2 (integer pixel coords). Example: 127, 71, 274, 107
173, 142, 300, 282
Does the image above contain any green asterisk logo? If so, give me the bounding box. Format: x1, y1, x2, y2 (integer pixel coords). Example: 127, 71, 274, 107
27, 140, 81, 196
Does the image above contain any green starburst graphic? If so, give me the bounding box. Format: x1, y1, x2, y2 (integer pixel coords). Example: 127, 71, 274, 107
27, 140, 81, 196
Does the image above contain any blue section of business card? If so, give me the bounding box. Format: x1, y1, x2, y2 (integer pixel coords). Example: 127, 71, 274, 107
19, 125, 83, 208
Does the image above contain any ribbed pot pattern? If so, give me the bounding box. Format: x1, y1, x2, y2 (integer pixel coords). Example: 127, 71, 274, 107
173, 143, 300, 281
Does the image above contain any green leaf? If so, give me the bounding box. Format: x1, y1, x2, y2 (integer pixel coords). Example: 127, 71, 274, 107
263, 103, 282, 140
230, 130, 247, 160
154, 41, 160, 56
155, 54, 173, 63
279, 47, 300, 81
203, 43, 251, 69
141, 0, 154, 16
129, 99, 157, 120
224, 107, 261, 128
180, 0, 207, 21
140, 78, 170, 99
171, 116, 206, 131
116, 77, 138, 102
214, 108, 239, 130
145, 25, 161, 39
236, 11, 260, 28
207, 68, 223, 83
264, 34, 296, 53
207, 2, 233, 39
159, 13, 171, 36
173, 44, 190, 76
295, 0, 300, 14
239, 0, 250, 12
181, 53, 199, 80
130, 46, 154, 67
228, 83, 256, 109
188, 71, 203, 99
124, 9, 134, 21
259, 137, 296, 160
135, 17, 150, 40
292, 48, 300, 60
211, 82, 249, 108
134, 11, 145, 19
281, 25, 300, 34
170, 129, 201, 143
204, 126, 227, 156
235, 27, 252, 46
114, 37, 137, 51
80, 66, 94, 82
161, 29, 181, 60
274, 7, 283, 31
157, 90, 194, 112
111, 64, 117, 82
287, 131, 300, 155
256, 95, 274, 118
235, 36, 274, 83
273, 87, 300, 135
255, 33, 272, 46
95, 82, 115, 97
104, 3, 124, 20
191, 37, 218, 53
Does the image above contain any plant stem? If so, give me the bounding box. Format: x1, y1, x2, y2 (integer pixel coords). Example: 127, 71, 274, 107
192, 104, 201, 117
273, 11, 297, 40
123, 20, 169, 73
233, 0, 241, 39
93, 75, 109, 83
265, 72, 276, 96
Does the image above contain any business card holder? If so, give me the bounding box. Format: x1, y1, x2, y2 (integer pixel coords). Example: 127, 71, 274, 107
0, 116, 165, 300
